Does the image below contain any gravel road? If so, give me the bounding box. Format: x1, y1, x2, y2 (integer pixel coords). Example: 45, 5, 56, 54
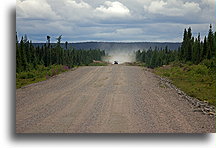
16, 65, 215, 133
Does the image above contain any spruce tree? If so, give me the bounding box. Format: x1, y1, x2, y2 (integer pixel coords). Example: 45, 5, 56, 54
186, 27, 193, 61
65, 41, 68, 50
202, 36, 208, 59
20, 36, 28, 71
207, 24, 214, 59
56, 35, 62, 64
181, 29, 188, 61
214, 32, 216, 58
196, 33, 201, 64
16, 32, 21, 73
30, 41, 37, 69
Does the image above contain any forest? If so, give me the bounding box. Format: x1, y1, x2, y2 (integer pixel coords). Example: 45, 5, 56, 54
16, 34, 105, 88
16, 34, 105, 73
136, 25, 216, 106
136, 25, 216, 68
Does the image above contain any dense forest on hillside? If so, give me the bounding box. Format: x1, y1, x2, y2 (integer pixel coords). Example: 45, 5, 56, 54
16, 34, 105, 73
136, 25, 216, 68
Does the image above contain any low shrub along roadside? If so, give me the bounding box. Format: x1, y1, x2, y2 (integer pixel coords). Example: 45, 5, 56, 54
154, 61, 216, 106
16, 65, 70, 88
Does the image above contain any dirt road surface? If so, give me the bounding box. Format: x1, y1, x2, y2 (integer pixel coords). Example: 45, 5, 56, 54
16, 65, 215, 133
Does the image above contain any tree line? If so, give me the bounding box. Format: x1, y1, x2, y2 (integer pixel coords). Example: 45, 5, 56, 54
136, 25, 216, 68
16, 34, 105, 73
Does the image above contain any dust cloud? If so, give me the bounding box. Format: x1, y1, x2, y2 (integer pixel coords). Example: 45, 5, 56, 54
103, 49, 136, 64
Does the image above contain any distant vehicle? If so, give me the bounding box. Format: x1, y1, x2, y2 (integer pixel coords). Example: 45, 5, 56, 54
114, 61, 118, 64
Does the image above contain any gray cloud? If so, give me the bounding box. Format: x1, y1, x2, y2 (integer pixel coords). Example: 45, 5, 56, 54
16, 0, 215, 42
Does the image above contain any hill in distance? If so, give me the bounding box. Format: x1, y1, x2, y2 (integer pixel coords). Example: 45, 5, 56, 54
33, 42, 181, 51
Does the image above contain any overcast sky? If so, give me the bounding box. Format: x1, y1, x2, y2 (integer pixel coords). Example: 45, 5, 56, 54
16, 0, 216, 43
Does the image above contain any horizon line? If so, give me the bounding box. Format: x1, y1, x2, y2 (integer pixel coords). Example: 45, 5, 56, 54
32, 41, 182, 44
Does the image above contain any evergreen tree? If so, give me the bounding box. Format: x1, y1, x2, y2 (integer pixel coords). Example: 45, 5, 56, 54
65, 41, 68, 50
44, 44, 49, 67
195, 33, 201, 64
186, 27, 193, 61
29, 41, 37, 68
135, 25, 215, 68
214, 32, 216, 58
180, 29, 188, 61
47, 36, 51, 48
19, 36, 28, 71
207, 24, 214, 59
202, 36, 207, 59
16, 32, 21, 72
136, 50, 141, 61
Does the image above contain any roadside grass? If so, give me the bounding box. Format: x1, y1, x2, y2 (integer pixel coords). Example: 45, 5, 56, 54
154, 61, 216, 106
16, 61, 108, 89
88, 62, 109, 66
16, 65, 70, 89
124, 62, 145, 66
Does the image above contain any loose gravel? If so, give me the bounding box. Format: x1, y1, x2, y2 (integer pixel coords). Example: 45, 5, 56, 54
16, 65, 215, 133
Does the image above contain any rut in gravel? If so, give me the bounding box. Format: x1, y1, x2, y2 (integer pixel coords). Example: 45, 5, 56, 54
16, 65, 215, 133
